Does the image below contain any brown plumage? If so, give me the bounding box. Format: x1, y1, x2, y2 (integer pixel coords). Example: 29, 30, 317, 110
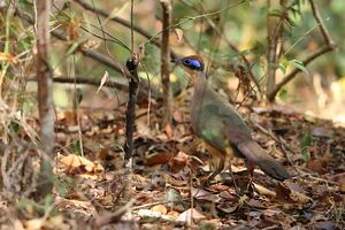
178, 55, 289, 181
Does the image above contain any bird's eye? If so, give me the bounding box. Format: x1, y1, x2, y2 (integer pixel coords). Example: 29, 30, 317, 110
183, 59, 191, 65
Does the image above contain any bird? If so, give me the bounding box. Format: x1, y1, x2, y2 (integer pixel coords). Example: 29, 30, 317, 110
174, 55, 289, 184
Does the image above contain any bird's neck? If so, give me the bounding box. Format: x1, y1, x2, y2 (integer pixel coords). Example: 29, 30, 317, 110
190, 72, 208, 134
191, 71, 208, 104
192, 72, 207, 91
191, 71, 207, 86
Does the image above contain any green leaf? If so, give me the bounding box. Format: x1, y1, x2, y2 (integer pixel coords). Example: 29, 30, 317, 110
289, 59, 309, 75
300, 132, 312, 162
55, 176, 74, 197
71, 140, 82, 155
251, 41, 265, 56
279, 58, 289, 74
66, 42, 81, 56
178, 17, 194, 30
279, 57, 290, 74
278, 88, 288, 101
9, 121, 20, 134
269, 9, 283, 17
279, 63, 287, 74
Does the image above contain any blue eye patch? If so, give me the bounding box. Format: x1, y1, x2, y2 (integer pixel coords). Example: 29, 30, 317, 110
183, 59, 202, 70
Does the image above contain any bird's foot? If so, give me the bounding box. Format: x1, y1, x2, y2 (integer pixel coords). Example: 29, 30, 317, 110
245, 176, 255, 195
227, 165, 240, 195
233, 180, 241, 195
199, 170, 224, 187
222, 173, 255, 196
199, 176, 212, 187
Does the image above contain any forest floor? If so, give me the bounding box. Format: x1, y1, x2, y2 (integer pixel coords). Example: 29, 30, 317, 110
0, 98, 344, 230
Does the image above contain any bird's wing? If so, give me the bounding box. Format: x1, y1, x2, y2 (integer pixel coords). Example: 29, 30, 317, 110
193, 88, 252, 152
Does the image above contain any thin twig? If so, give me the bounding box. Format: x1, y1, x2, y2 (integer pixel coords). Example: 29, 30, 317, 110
90, 0, 113, 59
14, 7, 131, 78
30, 75, 128, 90
70, 56, 85, 156
27, 75, 162, 100
130, 0, 134, 51
0, 1, 13, 98
309, 0, 334, 46
78, 46, 129, 77
1, 146, 11, 191
74, 0, 178, 60
131, 198, 190, 210
80, 25, 130, 51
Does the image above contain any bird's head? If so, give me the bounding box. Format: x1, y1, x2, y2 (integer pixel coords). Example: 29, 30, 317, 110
172, 55, 205, 82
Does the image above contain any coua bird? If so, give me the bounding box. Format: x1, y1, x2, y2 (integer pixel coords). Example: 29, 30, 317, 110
175, 55, 289, 183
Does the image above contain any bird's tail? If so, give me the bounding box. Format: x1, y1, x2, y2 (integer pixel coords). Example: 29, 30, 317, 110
237, 141, 289, 181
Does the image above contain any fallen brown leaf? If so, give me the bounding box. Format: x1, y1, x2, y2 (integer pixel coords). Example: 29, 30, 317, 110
176, 208, 206, 223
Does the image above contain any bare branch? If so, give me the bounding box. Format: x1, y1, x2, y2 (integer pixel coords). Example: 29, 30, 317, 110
123, 0, 140, 163
36, 0, 54, 155
267, 0, 336, 101
160, 0, 172, 127
50, 29, 133, 78
27, 75, 162, 100
124, 54, 139, 160
266, 0, 286, 98
35, 0, 55, 198
79, 47, 129, 77
28, 75, 128, 91
309, 0, 335, 46
73, 0, 178, 60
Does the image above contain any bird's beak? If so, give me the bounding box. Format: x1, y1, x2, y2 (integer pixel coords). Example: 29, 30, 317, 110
170, 57, 181, 70
171, 57, 182, 64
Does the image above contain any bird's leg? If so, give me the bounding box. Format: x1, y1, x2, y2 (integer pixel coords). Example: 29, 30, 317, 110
225, 147, 240, 194
245, 160, 255, 193
228, 159, 240, 195
203, 144, 225, 185
184, 138, 201, 155
206, 158, 224, 184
